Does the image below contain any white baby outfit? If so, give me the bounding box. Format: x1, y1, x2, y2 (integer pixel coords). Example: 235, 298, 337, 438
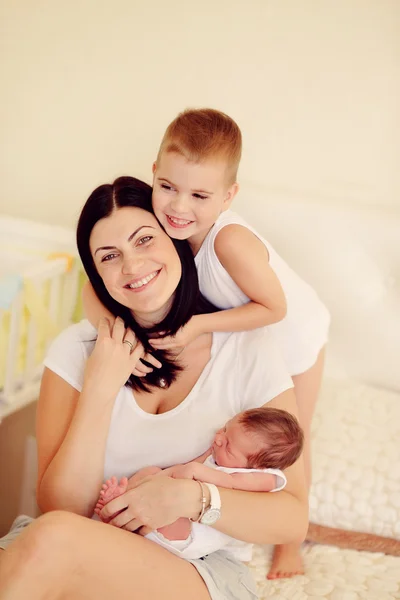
195, 209, 331, 375
145, 455, 287, 560
44, 320, 294, 563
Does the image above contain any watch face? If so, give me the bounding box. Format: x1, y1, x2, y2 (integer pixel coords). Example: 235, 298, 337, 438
201, 508, 221, 526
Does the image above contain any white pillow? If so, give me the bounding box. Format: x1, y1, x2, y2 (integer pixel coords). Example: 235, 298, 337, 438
310, 378, 400, 540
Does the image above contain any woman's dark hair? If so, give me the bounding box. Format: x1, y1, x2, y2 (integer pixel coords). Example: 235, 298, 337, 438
77, 176, 219, 392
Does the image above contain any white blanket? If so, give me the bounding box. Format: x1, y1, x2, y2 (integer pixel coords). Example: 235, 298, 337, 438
310, 377, 400, 540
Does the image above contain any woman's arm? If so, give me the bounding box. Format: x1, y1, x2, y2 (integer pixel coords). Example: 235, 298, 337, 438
36, 318, 144, 517
99, 389, 308, 546
36, 369, 115, 516
83, 281, 161, 376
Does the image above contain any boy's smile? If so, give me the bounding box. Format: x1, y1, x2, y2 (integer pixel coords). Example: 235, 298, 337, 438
152, 152, 238, 254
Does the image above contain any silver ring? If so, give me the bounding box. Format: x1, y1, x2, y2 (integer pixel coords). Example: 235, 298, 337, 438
123, 340, 134, 353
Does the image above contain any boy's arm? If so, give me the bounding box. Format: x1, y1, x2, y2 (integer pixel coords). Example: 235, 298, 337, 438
206, 224, 287, 331
169, 462, 277, 492
191, 224, 287, 335
82, 281, 115, 329
150, 224, 286, 350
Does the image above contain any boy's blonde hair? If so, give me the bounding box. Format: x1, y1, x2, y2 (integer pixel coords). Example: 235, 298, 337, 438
156, 108, 242, 185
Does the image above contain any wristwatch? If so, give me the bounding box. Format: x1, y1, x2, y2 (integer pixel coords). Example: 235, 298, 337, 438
200, 483, 221, 525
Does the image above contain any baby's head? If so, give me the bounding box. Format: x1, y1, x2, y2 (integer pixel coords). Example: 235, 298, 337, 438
212, 407, 304, 470
152, 108, 241, 243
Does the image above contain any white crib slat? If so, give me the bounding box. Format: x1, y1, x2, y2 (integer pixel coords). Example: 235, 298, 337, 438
60, 263, 80, 328
0, 215, 81, 419
3, 291, 23, 404
49, 272, 61, 322
25, 311, 37, 380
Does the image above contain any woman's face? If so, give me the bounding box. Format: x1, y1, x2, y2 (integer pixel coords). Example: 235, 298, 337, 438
90, 207, 182, 325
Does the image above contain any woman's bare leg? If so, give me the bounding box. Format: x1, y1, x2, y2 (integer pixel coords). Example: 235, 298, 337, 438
0, 511, 211, 600
267, 348, 325, 580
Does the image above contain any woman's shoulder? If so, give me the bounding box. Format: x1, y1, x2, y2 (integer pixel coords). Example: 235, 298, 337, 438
50, 319, 97, 349
43, 320, 97, 392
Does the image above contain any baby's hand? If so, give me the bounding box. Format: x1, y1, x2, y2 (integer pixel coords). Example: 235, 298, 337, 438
168, 463, 198, 480
149, 317, 202, 352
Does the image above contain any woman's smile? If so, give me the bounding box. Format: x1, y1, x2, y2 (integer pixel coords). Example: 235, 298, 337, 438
124, 269, 162, 292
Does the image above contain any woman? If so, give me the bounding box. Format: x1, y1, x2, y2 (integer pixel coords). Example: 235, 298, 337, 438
0, 177, 307, 600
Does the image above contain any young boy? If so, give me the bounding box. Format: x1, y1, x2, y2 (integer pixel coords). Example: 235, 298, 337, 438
148, 108, 330, 578
95, 407, 304, 561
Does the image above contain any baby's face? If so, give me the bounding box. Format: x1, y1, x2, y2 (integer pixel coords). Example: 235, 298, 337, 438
212, 416, 262, 468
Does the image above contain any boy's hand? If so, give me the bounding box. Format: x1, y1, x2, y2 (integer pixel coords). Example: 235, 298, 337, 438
132, 350, 162, 377
148, 317, 203, 352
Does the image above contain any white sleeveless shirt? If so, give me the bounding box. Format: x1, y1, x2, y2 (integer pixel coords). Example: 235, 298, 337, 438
43, 320, 293, 562
195, 210, 331, 375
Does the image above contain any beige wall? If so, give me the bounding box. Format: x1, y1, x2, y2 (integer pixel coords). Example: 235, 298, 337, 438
1, 0, 399, 228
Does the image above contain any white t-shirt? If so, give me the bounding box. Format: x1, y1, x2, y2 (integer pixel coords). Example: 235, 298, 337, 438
43, 320, 293, 561
195, 209, 331, 375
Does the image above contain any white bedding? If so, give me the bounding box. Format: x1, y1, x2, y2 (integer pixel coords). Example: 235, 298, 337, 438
249, 543, 400, 599
309, 378, 400, 540
245, 376, 400, 598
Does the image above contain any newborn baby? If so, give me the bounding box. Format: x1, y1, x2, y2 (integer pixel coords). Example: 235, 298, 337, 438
95, 407, 304, 560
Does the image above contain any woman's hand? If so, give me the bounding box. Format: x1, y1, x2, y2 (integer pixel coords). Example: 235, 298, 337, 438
99, 475, 201, 531
149, 316, 203, 352
83, 317, 144, 399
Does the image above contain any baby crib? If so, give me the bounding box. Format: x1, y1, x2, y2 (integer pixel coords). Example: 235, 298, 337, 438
0, 215, 85, 419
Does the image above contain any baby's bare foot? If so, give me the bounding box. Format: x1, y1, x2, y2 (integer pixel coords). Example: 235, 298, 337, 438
267, 543, 304, 580
94, 476, 128, 522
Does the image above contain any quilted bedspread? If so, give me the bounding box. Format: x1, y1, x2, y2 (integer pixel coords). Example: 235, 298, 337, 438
250, 543, 400, 599
309, 378, 400, 540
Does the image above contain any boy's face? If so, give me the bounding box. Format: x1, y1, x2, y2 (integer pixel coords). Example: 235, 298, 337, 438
152, 152, 238, 252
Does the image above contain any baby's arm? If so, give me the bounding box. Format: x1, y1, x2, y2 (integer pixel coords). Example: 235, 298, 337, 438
169, 462, 277, 492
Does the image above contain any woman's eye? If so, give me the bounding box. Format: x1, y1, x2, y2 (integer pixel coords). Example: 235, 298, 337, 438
101, 253, 118, 262
137, 235, 153, 245
193, 193, 207, 200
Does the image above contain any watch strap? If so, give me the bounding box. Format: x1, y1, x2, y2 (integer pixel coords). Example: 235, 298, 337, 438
203, 482, 221, 511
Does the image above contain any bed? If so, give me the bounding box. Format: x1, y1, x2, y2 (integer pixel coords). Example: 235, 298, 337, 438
237, 190, 400, 598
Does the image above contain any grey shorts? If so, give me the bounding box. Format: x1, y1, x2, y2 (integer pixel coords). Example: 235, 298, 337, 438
0, 515, 34, 550
1, 517, 258, 599
189, 551, 258, 600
